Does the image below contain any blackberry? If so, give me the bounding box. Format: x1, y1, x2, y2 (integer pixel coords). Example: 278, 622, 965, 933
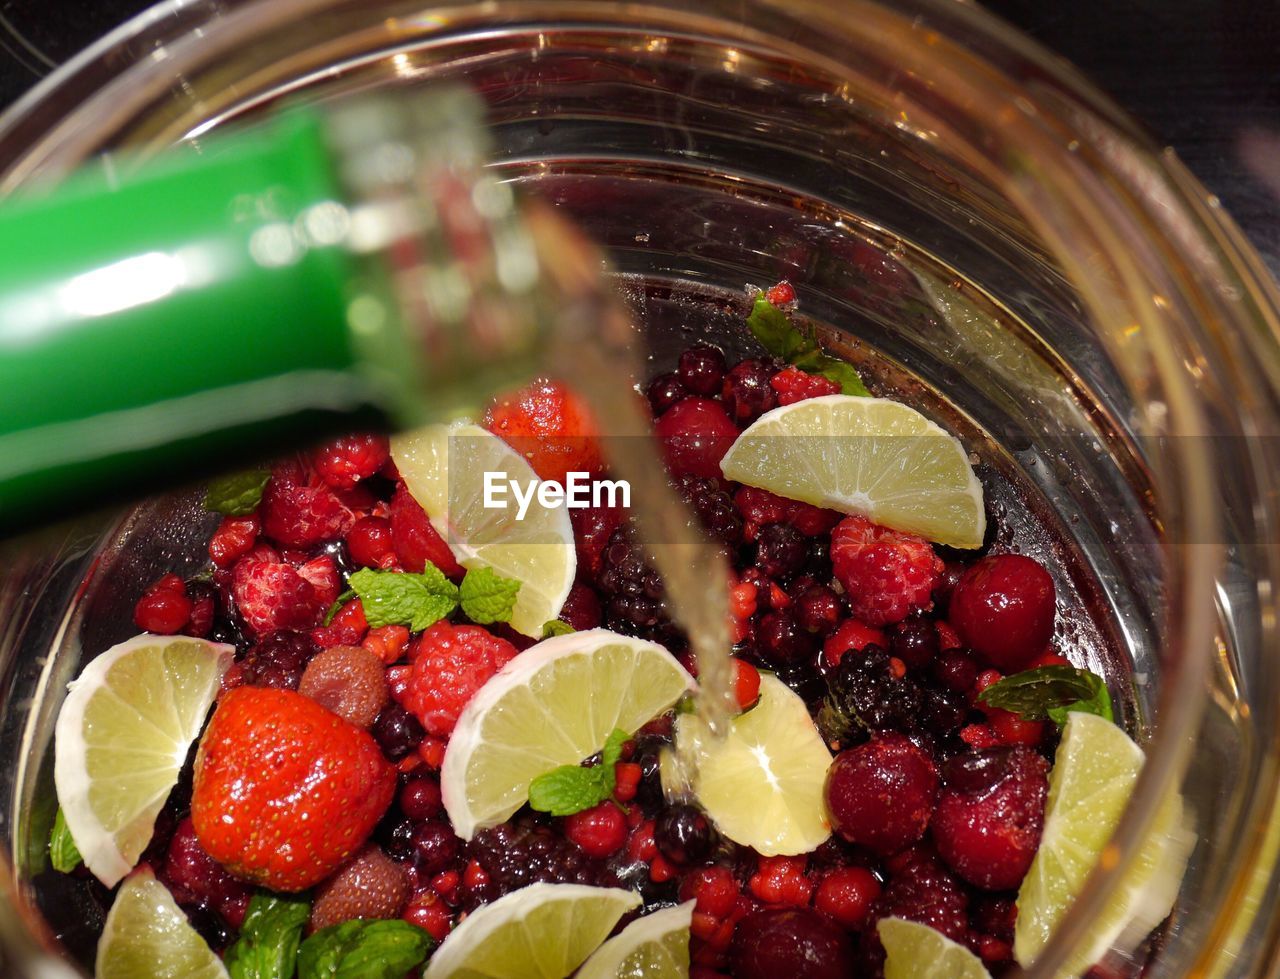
241, 630, 315, 690
676, 475, 743, 547
754, 523, 808, 578
462, 819, 604, 909
823, 645, 923, 736
596, 528, 684, 647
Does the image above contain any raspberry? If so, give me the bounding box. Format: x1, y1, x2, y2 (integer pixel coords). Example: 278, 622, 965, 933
388, 483, 463, 578
231, 554, 323, 638
259, 459, 358, 549
400, 622, 519, 736
298, 645, 388, 729
183, 581, 217, 639
830, 516, 943, 626
161, 818, 252, 920
932, 747, 1049, 890
312, 434, 391, 490
731, 908, 855, 979
209, 514, 260, 567
733, 487, 838, 538
313, 599, 368, 650
822, 619, 887, 668
309, 844, 409, 932
483, 379, 604, 483
948, 554, 1056, 671
769, 365, 840, 405
296, 554, 341, 607
814, 866, 880, 930
824, 734, 937, 855
563, 801, 628, 858
748, 855, 812, 906
679, 865, 740, 918
655, 397, 739, 480
347, 516, 397, 569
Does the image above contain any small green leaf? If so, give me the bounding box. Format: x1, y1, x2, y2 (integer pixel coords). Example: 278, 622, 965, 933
49, 807, 81, 873
746, 295, 869, 396
542, 619, 575, 638
224, 892, 311, 979
600, 728, 629, 770
977, 665, 1113, 727
204, 469, 271, 516
322, 589, 356, 627
459, 567, 521, 625
297, 919, 434, 979
528, 766, 611, 817
348, 567, 458, 632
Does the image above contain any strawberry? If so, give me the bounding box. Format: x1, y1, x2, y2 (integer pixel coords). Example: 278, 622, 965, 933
399, 621, 519, 736
389, 483, 464, 578
231, 554, 324, 638
299, 644, 389, 729
259, 458, 358, 549
191, 687, 396, 892
483, 378, 604, 483
308, 844, 409, 933
312, 433, 391, 490
830, 515, 943, 627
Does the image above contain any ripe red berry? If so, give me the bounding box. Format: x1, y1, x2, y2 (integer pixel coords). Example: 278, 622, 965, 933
731, 659, 761, 711
134, 588, 193, 635
655, 397, 740, 480
388, 484, 463, 578
748, 855, 812, 906
821, 619, 886, 669
679, 865, 739, 918
830, 516, 943, 626
400, 622, 519, 736
825, 733, 937, 855
259, 459, 358, 549
484, 378, 604, 483
231, 554, 323, 638
563, 801, 628, 858
733, 486, 839, 538
347, 516, 397, 569
312, 434, 390, 490
209, 515, 260, 567
769, 365, 840, 405
308, 844, 409, 932
398, 776, 444, 822
765, 281, 796, 306
813, 866, 880, 929
948, 554, 1055, 671
730, 907, 855, 979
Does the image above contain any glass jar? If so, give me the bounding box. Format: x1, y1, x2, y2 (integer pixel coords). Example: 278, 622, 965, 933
1, 1, 1278, 977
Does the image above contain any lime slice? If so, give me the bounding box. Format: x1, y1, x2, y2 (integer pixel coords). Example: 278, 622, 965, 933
576, 900, 694, 979
423, 882, 641, 979
96, 866, 229, 979
390, 421, 575, 637
719, 395, 985, 549
54, 633, 233, 887
441, 628, 693, 839
1014, 712, 1192, 976
666, 672, 832, 856
879, 917, 992, 979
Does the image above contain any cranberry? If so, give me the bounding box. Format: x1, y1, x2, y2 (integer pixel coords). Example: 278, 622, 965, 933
654, 397, 739, 479
794, 585, 841, 635
347, 516, 396, 569
678, 344, 728, 396
949, 554, 1056, 671
645, 371, 688, 416
134, 589, 193, 635
183, 580, 218, 639
891, 616, 940, 671
654, 804, 716, 865
814, 866, 880, 929
371, 704, 425, 759
410, 820, 461, 877
933, 746, 1049, 890
825, 733, 937, 855
556, 583, 602, 631
757, 612, 815, 667
563, 801, 628, 858
933, 649, 980, 693
721, 358, 779, 424
398, 776, 443, 822
754, 523, 808, 578
730, 907, 856, 979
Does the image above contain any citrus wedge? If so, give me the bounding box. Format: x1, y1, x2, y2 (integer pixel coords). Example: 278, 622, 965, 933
1014, 712, 1192, 976
96, 866, 229, 979
54, 633, 233, 887
719, 395, 985, 549
423, 882, 641, 979
879, 917, 992, 979
390, 421, 575, 637
576, 900, 694, 979
441, 628, 693, 839
665, 672, 832, 855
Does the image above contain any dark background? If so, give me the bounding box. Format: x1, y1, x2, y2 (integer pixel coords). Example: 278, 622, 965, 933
0, 0, 1277, 278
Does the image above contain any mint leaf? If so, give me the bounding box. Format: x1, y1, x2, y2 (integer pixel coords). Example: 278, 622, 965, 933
746, 295, 869, 396
977, 665, 1113, 727
542, 619, 575, 638
49, 807, 81, 873
322, 589, 356, 627
527, 728, 628, 816
348, 567, 458, 631
205, 469, 271, 516
459, 567, 520, 625
297, 919, 433, 979
225, 892, 310, 979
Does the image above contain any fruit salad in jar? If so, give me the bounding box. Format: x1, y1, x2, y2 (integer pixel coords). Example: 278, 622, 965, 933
46, 285, 1185, 979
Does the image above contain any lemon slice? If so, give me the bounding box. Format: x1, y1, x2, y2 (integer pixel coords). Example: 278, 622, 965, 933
666, 672, 832, 856
577, 900, 694, 979
1014, 712, 1192, 976
879, 917, 992, 979
390, 421, 575, 637
719, 395, 985, 549
441, 628, 693, 839
423, 882, 641, 979
54, 633, 233, 887
96, 866, 229, 979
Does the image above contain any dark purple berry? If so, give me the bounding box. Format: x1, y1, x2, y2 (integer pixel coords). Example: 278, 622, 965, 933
932, 562, 966, 614
241, 630, 315, 690
677, 476, 744, 547
399, 776, 443, 822
371, 704, 425, 760
678, 344, 727, 396
410, 820, 461, 876
757, 612, 815, 666
891, 616, 939, 670
794, 585, 841, 635
462, 819, 605, 909
755, 523, 808, 578
654, 804, 717, 865
933, 650, 979, 693
381, 817, 417, 862
721, 358, 779, 424
731, 907, 856, 979
646, 372, 687, 416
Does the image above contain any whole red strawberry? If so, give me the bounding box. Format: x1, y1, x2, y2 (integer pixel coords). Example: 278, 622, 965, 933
830, 515, 943, 626
400, 621, 519, 736
484, 378, 604, 484
192, 687, 396, 891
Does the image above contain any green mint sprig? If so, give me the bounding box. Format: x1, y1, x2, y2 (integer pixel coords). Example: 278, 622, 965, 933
346, 566, 522, 631
977, 664, 1113, 727
747, 295, 870, 396
224, 892, 310, 979
541, 619, 575, 639
204, 469, 271, 516
458, 567, 521, 625
297, 919, 434, 979
528, 728, 629, 816
49, 807, 81, 873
